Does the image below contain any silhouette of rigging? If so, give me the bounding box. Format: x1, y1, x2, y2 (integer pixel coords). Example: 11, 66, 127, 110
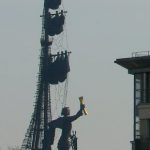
20, 0, 86, 150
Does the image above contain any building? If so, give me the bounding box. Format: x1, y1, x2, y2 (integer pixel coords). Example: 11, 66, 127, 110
115, 51, 150, 150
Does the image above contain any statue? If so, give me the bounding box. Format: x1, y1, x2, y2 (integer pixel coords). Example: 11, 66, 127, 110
44, 102, 85, 150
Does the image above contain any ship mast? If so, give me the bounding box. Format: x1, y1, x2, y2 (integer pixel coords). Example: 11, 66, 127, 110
21, 0, 69, 149
43, 1, 50, 145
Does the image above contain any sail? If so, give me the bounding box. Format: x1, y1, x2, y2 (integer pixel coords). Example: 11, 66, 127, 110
47, 51, 70, 84
46, 11, 65, 36
45, 0, 62, 10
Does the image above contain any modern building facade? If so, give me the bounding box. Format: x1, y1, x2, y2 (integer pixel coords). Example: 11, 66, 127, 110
115, 52, 150, 150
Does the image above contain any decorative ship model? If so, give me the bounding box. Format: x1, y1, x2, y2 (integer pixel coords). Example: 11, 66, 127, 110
20, 0, 87, 150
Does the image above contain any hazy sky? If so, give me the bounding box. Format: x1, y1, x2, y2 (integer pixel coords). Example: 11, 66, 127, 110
1, 0, 150, 150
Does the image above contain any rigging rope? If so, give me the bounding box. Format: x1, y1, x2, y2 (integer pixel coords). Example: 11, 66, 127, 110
48, 9, 70, 119
51, 78, 69, 118
46, 2, 71, 148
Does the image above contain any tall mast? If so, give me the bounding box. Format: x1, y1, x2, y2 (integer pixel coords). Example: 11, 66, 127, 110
43, 0, 50, 146
21, 0, 69, 149
44, 0, 48, 137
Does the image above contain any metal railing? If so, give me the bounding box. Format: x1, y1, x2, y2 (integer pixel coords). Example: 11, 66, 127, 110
132, 51, 150, 57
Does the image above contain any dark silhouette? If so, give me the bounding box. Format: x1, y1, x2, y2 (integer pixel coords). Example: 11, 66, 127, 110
47, 51, 70, 85
44, 105, 85, 150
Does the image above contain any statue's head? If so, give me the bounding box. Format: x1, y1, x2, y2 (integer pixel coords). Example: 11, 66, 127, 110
61, 107, 70, 116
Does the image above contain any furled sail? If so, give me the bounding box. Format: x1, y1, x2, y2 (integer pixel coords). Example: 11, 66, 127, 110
45, 0, 61, 10
46, 11, 65, 36
47, 51, 70, 84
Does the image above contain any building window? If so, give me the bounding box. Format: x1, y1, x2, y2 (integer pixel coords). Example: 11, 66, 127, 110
135, 73, 150, 104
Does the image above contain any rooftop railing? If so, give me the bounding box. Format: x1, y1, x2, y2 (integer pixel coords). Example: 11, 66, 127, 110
132, 51, 150, 57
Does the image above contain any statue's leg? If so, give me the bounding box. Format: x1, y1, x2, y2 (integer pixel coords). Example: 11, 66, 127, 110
57, 143, 70, 150
57, 138, 70, 150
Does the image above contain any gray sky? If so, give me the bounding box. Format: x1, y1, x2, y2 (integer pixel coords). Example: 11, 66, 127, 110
1, 0, 150, 150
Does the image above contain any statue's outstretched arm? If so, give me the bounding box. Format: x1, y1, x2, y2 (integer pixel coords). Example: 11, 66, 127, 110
68, 104, 85, 122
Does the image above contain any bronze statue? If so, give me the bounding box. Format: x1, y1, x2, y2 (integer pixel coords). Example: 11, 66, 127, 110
44, 104, 85, 150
